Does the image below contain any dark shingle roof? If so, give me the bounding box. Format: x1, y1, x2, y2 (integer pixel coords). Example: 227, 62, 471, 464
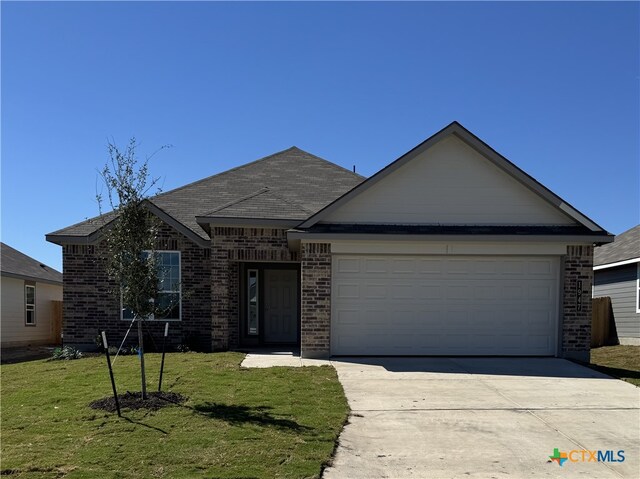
1, 243, 63, 284
47, 147, 364, 241
203, 187, 313, 220
594, 225, 639, 267
47, 211, 117, 238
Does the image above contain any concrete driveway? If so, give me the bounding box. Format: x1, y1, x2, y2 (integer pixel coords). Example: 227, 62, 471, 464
323, 357, 639, 479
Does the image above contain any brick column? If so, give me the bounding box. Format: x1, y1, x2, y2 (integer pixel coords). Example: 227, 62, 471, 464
561, 245, 593, 362
211, 239, 230, 351
301, 242, 332, 358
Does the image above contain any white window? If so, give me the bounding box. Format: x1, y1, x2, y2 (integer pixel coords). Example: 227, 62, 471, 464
247, 269, 259, 335
636, 264, 640, 313
122, 251, 181, 321
25, 284, 36, 326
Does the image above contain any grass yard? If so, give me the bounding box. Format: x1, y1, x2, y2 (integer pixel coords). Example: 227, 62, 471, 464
589, 345, 640, 387
1, 352, 349, 478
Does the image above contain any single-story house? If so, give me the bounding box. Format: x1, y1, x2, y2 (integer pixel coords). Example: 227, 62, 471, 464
46, 122, 613, 361
1, 242, 63, 348
593, 225, 640, 345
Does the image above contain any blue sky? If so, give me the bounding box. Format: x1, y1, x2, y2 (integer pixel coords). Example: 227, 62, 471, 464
2, 1, 638, 271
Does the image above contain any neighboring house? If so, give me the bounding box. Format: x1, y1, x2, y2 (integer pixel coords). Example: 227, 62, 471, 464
593, 225, 640, 345
46, 122, 613, 361
1, 243, 63, 348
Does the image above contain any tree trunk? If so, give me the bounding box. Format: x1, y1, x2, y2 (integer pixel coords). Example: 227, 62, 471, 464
137, 317, 147, 399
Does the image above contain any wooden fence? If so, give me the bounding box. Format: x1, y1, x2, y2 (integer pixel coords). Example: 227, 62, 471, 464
52, 300, 63, 345
591, 296, 618, 348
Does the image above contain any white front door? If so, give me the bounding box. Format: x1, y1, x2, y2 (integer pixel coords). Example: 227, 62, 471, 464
264, 269, 298, 343
331, 255, 559, 356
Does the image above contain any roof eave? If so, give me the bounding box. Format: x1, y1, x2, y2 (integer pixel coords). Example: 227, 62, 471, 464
46, 201, 210, 248
1, 271, 63, 286
197, 216, 303, 229
593, 257, 640, 270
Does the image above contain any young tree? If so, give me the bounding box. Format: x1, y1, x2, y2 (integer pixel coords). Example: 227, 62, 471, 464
97, 138, 168, 399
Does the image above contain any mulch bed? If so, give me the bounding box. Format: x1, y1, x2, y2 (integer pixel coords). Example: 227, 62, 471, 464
89, 391, 187, 412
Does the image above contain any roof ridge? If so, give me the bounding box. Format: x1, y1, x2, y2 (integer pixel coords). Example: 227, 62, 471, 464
290, 147, 366, 180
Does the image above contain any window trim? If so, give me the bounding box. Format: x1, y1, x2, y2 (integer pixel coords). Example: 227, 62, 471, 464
636, 263, 640, 314
247, 269, 259, 336
120, 250, 182, 321
25, 284, 36, 326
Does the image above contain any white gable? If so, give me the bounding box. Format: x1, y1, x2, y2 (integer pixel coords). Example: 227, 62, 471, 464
323, 136, 575, 226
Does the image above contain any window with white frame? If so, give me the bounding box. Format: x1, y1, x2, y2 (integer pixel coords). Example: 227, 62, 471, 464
247, 269, 259, 335
122, 251, 181, 320
637, 264, 640, 313
25, 284, 36, 325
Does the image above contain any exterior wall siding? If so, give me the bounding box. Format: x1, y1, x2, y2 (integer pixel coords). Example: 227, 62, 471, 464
561, 245, 594, 361
61, 222, 212, 351
300, 242, 332, 358
211, 227, 299, 351
593, 264, 639, 341
324, 137, 574, 226
1, 277, 62, 347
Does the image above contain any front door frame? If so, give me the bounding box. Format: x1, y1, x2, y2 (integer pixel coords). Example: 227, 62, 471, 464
239, 262, 301, 347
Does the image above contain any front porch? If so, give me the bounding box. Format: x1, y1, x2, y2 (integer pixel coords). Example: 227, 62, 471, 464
211, 227, 302, 351
210, 227, 331, 358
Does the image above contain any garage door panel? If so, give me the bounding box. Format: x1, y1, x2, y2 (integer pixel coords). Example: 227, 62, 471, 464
528, 285, 552, 300
336, 283, 360, 299
336, 258, 361, 273
392, 259, 416, 274
335, 309, 360, 327
364, 284, 388, 299
528, 259, 554, 275
364, 258, 387, 273
418, 259, 443, 274
331, 255, 558, 356
502, 260, 526, 275
391, 284, 414, 299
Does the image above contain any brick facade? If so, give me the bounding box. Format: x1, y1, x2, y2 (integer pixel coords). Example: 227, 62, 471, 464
211, 227, 299, 351
300, 242, 332, 358
62, 222, 211, 351
62, 219, 596, 359
561, 244, 593, 362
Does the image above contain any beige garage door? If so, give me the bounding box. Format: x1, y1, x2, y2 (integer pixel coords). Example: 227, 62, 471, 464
331, 255, 559, 356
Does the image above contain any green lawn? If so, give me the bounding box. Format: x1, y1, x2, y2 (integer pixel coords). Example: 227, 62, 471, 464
589, 345, 640, 387
1, 352, 349, 478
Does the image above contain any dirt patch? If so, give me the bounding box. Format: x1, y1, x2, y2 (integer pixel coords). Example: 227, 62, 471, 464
1, 346, 56, 364
89, 391, 187, 412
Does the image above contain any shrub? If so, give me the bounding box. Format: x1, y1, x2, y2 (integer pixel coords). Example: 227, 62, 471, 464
50, 346, 83, 361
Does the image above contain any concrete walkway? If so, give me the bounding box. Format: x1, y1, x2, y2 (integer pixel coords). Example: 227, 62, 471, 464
240, 349, 332, 368
242, 353, 639, 478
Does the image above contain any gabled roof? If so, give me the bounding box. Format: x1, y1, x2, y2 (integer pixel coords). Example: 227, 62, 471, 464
594, 225, 639, 268
47, 147, 364, 245
1, 243, 63, 285
298, 121, 609, 237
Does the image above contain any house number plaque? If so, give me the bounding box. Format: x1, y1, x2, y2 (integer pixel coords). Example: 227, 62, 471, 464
576, 280, 583, 311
